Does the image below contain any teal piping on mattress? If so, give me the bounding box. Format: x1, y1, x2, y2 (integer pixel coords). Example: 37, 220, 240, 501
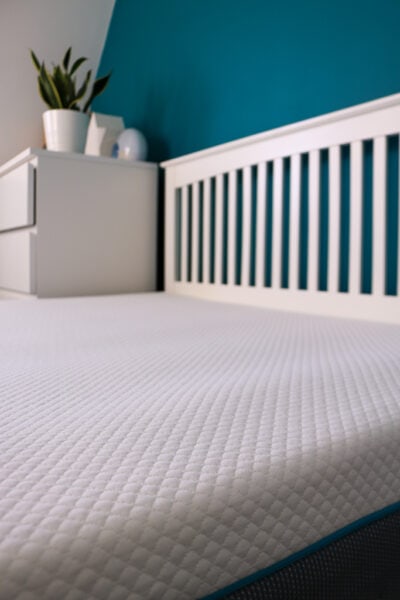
200, 500, 400, 600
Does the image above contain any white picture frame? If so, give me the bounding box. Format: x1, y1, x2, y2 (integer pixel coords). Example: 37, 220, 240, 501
85, 113, 125, 157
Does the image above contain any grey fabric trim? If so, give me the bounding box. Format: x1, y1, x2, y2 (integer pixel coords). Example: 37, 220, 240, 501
224, 510, 400, 600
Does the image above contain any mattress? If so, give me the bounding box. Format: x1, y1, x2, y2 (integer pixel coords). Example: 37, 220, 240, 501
1, 292, 400, 599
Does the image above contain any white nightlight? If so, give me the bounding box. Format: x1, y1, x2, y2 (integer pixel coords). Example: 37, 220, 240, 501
117, 129, 148, 161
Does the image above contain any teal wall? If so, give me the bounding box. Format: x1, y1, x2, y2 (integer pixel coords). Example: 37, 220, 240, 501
96, 0, 400, 162
96, 0, 399, 292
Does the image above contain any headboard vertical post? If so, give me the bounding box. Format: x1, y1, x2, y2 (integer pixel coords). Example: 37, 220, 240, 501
165, 169, 176, 291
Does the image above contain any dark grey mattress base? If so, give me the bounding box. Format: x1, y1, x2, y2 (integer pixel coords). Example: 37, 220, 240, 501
220, 509, 400, 600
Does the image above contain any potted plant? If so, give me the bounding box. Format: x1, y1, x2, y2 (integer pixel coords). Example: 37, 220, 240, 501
30, 47, 111, 153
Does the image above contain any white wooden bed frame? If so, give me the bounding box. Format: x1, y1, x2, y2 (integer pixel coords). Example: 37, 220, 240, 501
162, 94, 400, 324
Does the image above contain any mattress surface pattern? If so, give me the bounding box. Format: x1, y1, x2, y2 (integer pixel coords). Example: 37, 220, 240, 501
1, 293, 400, 599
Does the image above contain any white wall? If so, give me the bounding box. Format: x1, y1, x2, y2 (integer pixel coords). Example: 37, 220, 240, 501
0, 0, 116, 165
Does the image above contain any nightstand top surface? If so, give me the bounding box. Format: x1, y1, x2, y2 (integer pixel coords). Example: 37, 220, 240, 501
0, 148, 157, 177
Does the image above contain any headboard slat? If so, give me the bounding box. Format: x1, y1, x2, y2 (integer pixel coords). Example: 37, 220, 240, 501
308, 149, 320, 292
203, 177, 212, 284
372, 136, 387, 296
255, 162, 267, 288
289, 154, 301, 291
181, 185, 189, 283
271, 158, 283, 290
191, 181, 200, 284
242, 166, 252, 287
227, 171, 237, 286
349, 140, 363, 295
398, 144, 400, 296
328, 145, 341, 293
215, 173, 224, 285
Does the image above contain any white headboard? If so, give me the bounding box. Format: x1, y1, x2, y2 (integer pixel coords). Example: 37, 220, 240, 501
161, 95, 400, 324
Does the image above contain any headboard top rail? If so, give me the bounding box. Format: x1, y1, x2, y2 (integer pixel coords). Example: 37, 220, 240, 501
161, 93, 400, 169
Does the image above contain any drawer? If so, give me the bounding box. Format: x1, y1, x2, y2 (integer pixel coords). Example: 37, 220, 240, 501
0, 229, 36, 293
0, 163, 35, 232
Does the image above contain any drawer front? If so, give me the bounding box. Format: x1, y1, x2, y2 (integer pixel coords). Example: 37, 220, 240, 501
0, 163, 35, 232
0, 230, 36, 293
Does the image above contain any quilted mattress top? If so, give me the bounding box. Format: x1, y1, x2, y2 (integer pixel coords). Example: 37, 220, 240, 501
1, 293, 400, 599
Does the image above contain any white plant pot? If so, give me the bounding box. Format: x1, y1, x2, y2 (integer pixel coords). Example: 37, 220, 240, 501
43, 109, 90, 153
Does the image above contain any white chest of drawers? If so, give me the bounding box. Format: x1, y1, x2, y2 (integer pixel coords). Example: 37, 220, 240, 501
0, 149, 158, 298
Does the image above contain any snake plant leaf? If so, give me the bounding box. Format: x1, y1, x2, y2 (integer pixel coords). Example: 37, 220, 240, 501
53, 65, 75, 107
38, 77, 53, 108
83, 72, 111, 113
66, 76, 76, 106
52, 66, 67, 105
40, 63, 63, 109
62, 47, 72, 71
70, 57, 87, 76
69, 69, 92, 109
30, 50, 41, 73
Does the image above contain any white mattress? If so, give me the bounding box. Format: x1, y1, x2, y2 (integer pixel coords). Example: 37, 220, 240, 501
1, 293, 400, 599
